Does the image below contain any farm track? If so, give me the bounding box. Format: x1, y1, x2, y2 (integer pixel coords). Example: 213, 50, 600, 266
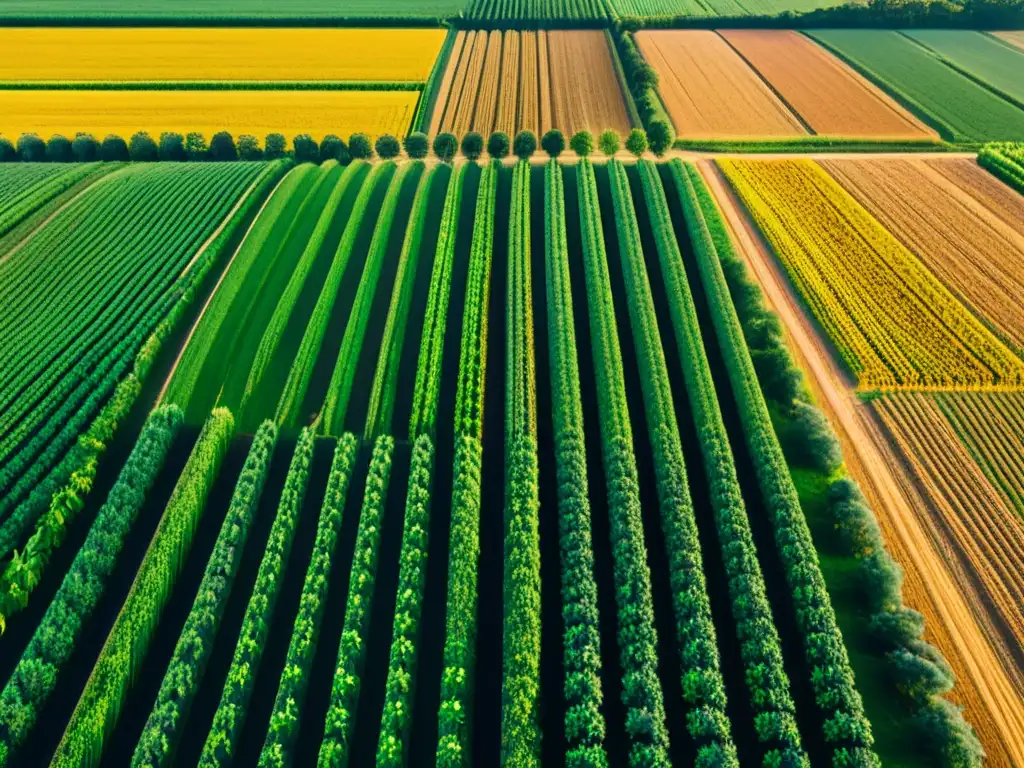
699, 158, 1024, 767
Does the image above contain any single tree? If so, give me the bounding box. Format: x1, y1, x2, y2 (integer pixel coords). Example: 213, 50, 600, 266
433, 132, 458, 163
461, 132, 484, 161
320, 134, 349, 164
158, 132, 187, 162
569, 130, 594, 158
101, 134, 129, 161
349, 133, 373, 160
647, 120, 673, 157
209, 131, 238, 162
185, 132, 208, 161
293, 134, 319, 164
264, 133, 288, 160
625, 128, 648, 157
541, 129, 565, 159
129, 132, 159, 162
238, 134, 263, 160
403, 131, 429, 160
376, 134, 402, 160
598, 130, 620, 157
17, 133, 46, 162
0, 137, 18, 163
45, 135, 74, 163
487, 131, 510, 159
513, 130, 537, 161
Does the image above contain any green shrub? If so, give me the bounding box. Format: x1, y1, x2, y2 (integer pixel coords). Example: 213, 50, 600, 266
541, 129, 565, 158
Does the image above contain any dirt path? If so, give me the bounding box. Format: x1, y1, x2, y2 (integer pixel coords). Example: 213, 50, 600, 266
698, 158, 1024, 767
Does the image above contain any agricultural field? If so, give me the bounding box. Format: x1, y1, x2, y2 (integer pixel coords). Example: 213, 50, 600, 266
464, 0, 611, 22
994, 30, 1024, 52
430, 30, 632, 139
903, 30, 1024, 107
821, 157, 1024, 353
635, 31, 807, 139
718, 157, 1024, 389
718, 30, 936, 139
0, 0, 466, 19
808, 30, 1024, 142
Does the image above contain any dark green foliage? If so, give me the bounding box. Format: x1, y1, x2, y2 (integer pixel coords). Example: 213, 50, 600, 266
433, 132, 458, 162
868, 608, 924, 648
264, 132, 287, 160
158, 132, 187, 162
403, 131, 430, 159
487, 131, 510, 159
569, 131, 593, 157
129, 131, 158, 161
781, 400, 841, 473
647, 120, 673, 156
45, 135, 73, 163
0, 138, 15, 162
857, 550, 903, 613
185, 131, 208, 160
293, 133, 319, 163
625, 129, 647, 157
827, 478, 881, 559
911, 699, 984, 768
597, 130, 619, 156
461, 131, 484, 161
887, 643, 954, 701
0, 406, 181, 765
238, 134, 263, 160
376, 134, 402, 159
320, 134, 349, 164
16, 134, 45, 162
541, 129, 565, 158
133, 421, 278, 768
349, 132, 373, 159
513, 130, 537, 160
209, 131, 238, 161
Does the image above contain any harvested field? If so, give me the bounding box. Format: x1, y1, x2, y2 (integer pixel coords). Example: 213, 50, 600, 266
635, 30, 806, 139
718, 30, 936, 139
433, 29, 631, 140
820, 157, 1024, 352
873, 392, 1024, 686
906, 30, 1024, 106
924, 156, 1024, 240
934, 392, 1024, 516
428, 30, 469, 136
994, 31, 1024, 53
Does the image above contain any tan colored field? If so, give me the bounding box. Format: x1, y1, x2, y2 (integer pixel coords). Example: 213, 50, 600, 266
719, 30, 936, 139
924, 157, 1024, 240
433, 29, 632, 139
821, 158, 1024, 352
428, 30, 468, 136
994, 31, 1024, 52
635, 30, 805, 139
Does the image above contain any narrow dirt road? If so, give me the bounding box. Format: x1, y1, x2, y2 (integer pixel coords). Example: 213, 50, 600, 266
698, 158, 1024, 767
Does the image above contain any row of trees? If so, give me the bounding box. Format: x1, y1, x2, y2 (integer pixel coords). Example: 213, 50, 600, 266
1, 126, 665, 165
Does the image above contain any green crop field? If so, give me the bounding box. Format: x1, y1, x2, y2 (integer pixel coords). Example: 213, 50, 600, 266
903, 30, 1024, 107
810, 29, 1024, 142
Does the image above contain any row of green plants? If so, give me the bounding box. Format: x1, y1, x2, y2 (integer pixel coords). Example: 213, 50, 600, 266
409, 164, 466, 440
576, 157, 671, 767
319, 435, 396, 765
365, 164, 444, 439
543, 160, 609, 766
200, 427, 317, 766
978, 142, 1024, 194
52, 408, 235, 767
636, 159, 805, 766
376, 435, 435, 765
435, 161, 498, 766
0, 162, 111, 239
683, 161, 983, 765
672, 161, 879, 767
322, 164, 416, 435
260, 433, 360, 766
501, 160, 542, 766
132, 420, 279, 768
607, 159, 741, 765
610, 29, 675, 153
0, 404, 182, 766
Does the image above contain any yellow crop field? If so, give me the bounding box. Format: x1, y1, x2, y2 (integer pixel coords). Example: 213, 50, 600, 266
0, 90, 419, 142
719, 158, 1024, 390
0, 28, 445, 82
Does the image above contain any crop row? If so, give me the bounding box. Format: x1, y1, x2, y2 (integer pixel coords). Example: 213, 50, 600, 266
978, 141, 1024, 195
53, 408, 235, 767
436, 160, 497, 766
0, 162, 113, 241
465, 0, 611, 20
200, 427, 316, 765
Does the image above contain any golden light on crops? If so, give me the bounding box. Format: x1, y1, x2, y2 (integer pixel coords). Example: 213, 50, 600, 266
0, 28, 446, 83
0, 89, 420, 142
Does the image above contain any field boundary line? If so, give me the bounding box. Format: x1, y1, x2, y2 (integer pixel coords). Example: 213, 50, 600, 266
697, 158, 1024, 766
157, 169, 287, 403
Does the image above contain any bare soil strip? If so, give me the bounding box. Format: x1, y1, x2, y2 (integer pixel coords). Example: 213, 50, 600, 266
428, 30, 468, 137
699, 158, 1024, 767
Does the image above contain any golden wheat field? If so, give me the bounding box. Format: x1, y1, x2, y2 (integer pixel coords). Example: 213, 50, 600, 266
0, 28, 445, 82
0, 89, 419, 142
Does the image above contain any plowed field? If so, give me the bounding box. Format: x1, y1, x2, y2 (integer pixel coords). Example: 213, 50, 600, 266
719, 30, 935, 139
635, 30, 806, 139
821, 158, 1024, 352
432, 29, 630, 139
